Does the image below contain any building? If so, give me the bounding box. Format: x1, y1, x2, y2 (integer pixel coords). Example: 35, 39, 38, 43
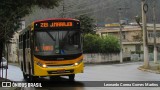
96, 24, 160, 53
7, 20, 25, 62
7, 32, 19, 62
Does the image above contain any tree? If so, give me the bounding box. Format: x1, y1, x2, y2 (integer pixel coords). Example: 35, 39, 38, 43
83, 34, 102, 53
0, 0, 61, 64
83, 34, 120, 53
101, 35, 120, 53
76, 15, 96, 34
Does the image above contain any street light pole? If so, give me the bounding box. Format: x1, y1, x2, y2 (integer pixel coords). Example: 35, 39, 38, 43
141, 0, 149, 68
153, 0, 157, 64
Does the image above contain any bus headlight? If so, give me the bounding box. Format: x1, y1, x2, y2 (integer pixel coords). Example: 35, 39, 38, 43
74, 60, 83, 66
74, 63, 79, 66
42, 64, 47, 68
37, 62, 47, 68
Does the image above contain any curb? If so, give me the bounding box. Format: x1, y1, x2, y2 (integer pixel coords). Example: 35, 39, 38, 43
138, 66, 160, 74
8, 63, 19, 67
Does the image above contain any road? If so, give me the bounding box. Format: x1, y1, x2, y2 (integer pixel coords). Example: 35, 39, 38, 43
1, 62, 160, 90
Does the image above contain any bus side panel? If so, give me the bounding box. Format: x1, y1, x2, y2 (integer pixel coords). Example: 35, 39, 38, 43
19, 49, 23, 71
25, 30, 33, 75
25, 48, 31, 75
28, 48, 33, 75
22, 34, 27, 73
30, 31, 35, 76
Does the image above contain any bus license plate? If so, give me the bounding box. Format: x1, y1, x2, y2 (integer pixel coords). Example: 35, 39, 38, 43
57, 69, 65, 73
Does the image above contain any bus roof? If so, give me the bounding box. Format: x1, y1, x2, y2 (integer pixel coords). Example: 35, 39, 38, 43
34, 18, 79, 23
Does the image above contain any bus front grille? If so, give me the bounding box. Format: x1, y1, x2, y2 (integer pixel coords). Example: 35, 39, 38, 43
46, 64, 74, 68
47, 69, 74, 74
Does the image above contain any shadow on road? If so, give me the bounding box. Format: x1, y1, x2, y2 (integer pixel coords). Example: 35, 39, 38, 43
25, 76, 85, 87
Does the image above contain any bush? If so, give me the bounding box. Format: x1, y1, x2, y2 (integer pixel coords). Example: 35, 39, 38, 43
83, 34, 120, 53
101, 35, 120, 53
83, 34, 102, 53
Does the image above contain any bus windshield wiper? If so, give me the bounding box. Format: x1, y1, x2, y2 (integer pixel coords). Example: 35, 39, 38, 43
46, 31, 56, 41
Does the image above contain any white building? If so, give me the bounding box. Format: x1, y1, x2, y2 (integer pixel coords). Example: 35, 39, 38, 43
96, 24, 160, 53
7, 20, 25, 62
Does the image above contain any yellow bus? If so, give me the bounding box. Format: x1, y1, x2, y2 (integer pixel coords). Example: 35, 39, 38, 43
18, 18, 84, 81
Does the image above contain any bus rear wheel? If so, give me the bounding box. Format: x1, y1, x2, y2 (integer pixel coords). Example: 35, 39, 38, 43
50, 76, 60, 80
23, 73, 28, 80
69, 74, 75, 81
28, 75, 39, 82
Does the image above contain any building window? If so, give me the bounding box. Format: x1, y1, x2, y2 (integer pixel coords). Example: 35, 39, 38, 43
125, 47, 128, 52
157, 32, 160, 37
148, 32, 153, 37
122, 32, 126, 40
135, 44, 141, 51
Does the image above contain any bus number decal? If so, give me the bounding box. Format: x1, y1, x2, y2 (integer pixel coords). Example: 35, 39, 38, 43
40, 23, 49, 27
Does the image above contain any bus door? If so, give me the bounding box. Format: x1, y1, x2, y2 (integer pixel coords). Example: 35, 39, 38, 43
23, 34, 26, 73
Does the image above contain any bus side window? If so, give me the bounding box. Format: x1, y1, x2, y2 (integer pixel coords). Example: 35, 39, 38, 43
23, 33, 27, 49
18, 35, 21, 49
20, 35, 21, 49
28, 31, 30, 48
26, 31, 30, 48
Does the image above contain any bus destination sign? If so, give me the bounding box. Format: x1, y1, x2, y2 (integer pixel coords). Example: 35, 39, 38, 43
40, 22, 73, 28
34, 21, 80, 29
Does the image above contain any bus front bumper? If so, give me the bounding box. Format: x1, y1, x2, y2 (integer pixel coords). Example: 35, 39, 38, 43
34, 62, 84, 76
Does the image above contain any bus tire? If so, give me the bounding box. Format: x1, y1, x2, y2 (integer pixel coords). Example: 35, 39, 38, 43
69, 74, 75, 81
28, 63, 34, 82
23, 72, 28, 80
28, 75, 39, 82
50, 76, 60, 80
21, 62, 23, 71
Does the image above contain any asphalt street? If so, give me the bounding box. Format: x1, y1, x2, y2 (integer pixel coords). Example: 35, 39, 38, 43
1, 62, 160, 90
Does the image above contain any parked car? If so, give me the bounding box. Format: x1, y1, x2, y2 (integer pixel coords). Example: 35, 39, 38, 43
0, 57, 8, 69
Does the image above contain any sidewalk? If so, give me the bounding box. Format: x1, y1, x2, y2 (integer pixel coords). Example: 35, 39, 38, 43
138, 62, 160, 74
0, 77, 20, 90
1, 63, 20, 90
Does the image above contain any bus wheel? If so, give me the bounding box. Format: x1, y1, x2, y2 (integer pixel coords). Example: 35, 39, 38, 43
28, 75, 33, 82
69, 74, 75, 81
28, 63, 38, 82
50, 76, 60, 81
28, 75, 38, 82
23, 73, 28, 80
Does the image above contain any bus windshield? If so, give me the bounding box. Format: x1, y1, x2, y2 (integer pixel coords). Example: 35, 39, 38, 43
34, 30, 82, 56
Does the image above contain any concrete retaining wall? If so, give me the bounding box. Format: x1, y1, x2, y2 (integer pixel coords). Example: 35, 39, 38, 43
83, 53, 130, 63
131, 53, 160, 61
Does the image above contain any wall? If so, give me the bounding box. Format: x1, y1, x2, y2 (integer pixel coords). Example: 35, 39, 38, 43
83, 53, 130, 63
84, 53, 160, 64
131, 53, 160, 61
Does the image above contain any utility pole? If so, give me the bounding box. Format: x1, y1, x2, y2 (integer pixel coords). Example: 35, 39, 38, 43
118, 7, 129, 63
153, 0, 157, 64
118, 8, 123, 63
141, 0, 149, 68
